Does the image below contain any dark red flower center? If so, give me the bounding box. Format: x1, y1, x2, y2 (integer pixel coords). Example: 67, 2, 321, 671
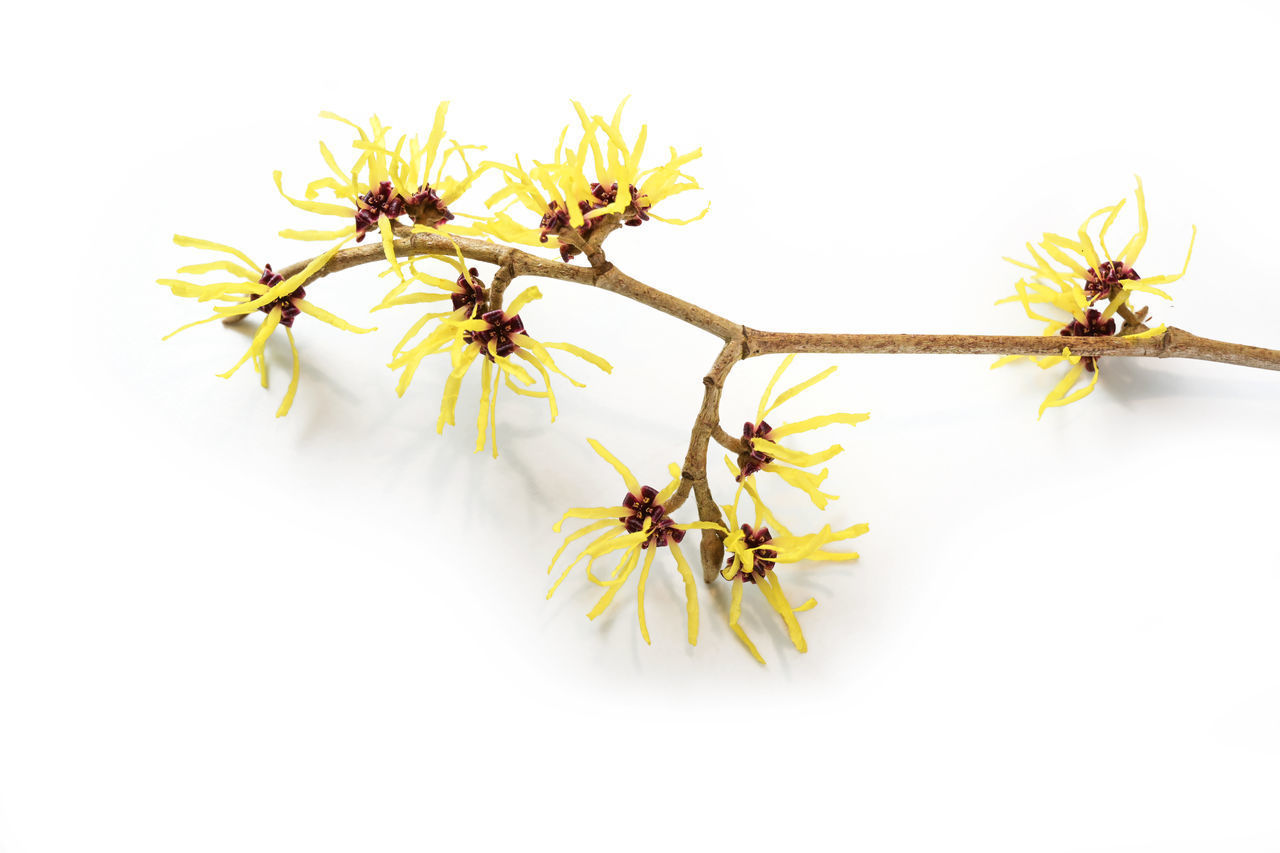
465, 309, 526, 360
1059, 308, 1116, 372
736, 420, 774, 479
256, 264, 304, 327
404, 185, 455, 229
452, 268, 488, 317
539, 182, 651, 261
1083, 260, 1140, 303
619, 485, 685, 549
726, 524, 778, 583
354, 181, 453, 242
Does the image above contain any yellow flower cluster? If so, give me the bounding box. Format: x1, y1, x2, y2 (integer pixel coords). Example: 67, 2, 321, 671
163, 102, 656, 432
548, 357, 870, 662
158, 236, 372, 416
383, 264, 612, 457
994, 178, 1196, 416
547, 440, 718, 645
720, 467, 867, 663
478, 99, 709, 259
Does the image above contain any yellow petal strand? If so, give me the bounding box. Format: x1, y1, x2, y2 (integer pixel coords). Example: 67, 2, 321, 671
1052, 361, 1101, 409
756, 354, 795, 422
377, 215, 405, 282
539, 341, 613, 373
1096, 199, 1127, 261
762, 573, 806, 653
162, 312, 226, 340
765, 366, 838, 417
1118, 177, 1149, 267
768, 412, 869, 439
221, 239, 349, 315
1038, 360, 1087, 419
1125, 324, 1168, 341
586, 438, 641, 495
636, 546, 658, 645
548, 517, 619, 569
172, 235, 259, 270
276, 326, 301, 417
273, 171, 354, 218
218, 307, 281, 379
668, 542, 700, 646
990, 354, 1024, 370
742, 477, 790, 537
751, 438, 843, 468
546, 520, 619, 597
176, 260, 260, 281
646, 203, 711, 226
475, 358, 494, 453
729, 578, 765, 664
586, 546, 641, 621
437, 345, 480, 432
294, 299, 375, 333
504, 285, 543, 317
654, 464, 684, 505
423, 101, 450, 179
763, 463, 837, 509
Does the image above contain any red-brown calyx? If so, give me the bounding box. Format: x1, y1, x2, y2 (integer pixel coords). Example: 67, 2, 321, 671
1084, 260, 1140, 303
726, 524, 778, 583
1060, 308, 1117, 372
619, 485, 686, 549
539, 182, 651, 262
465, 309, 525, 360
452, 268, 488, 318
354, 181, 454, 242
736, 421, 774, 479
256, 265, 304, 327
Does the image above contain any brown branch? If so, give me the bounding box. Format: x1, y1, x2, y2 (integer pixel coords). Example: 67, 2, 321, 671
226, 232, 740, 339
743, 328, 1280, 371
219, 232, 1280, 374
664, 340, 744, 582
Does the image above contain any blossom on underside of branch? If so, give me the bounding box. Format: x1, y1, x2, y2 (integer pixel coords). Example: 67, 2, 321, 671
993, 177, 1196, 417
546, 440, 720, 645
387, 282, 611, 457
736, 354, 870, 509
158, 235, 374, 416
477, 99, 710, 260
719, 464, 868, 664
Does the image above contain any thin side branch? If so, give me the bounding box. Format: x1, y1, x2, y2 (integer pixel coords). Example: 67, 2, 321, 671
665, 340, 744, 582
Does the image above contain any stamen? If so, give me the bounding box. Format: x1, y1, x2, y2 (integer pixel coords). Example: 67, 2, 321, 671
256, 264, 305, 327
465, 309, 526, 360
618, 485, 686, 549
539, 183, 652, 261
726, 524, 778, 583
1083, 260, 1140, 303
1060, 308, 1117, 372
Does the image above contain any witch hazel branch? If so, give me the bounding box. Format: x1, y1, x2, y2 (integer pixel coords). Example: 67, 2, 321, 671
159, 101, 1279, 663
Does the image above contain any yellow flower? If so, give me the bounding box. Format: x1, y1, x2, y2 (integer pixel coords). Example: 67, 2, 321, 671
720, 463, 868, 663
388, 283, 611, 457
994, 178, 1194, 417
546, 440, 720, 645
272, 104, 486, 280
480, 99, 710, 260
736, 355, 870, 509
159, 235, 374, 416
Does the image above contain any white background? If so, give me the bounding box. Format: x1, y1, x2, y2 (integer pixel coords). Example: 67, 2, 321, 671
3, 1, 1279, 850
